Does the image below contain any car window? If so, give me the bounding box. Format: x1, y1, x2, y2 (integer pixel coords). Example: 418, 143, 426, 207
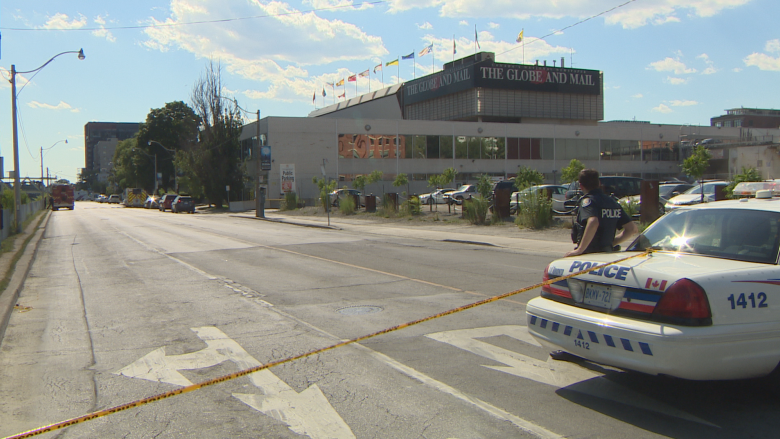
630, 208, 780, 264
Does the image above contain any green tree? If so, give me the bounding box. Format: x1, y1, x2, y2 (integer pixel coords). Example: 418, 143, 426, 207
725, 166, 762, 198
353, 175, 368, 192
514, 166, 544, 190
187, 61, 245, 207
476, 174, 493, 199
312, 176, 337, 212
110, 138, 146, 191
560, 159, 585, 184
682, 145, 712, 203
393, 173, 408, 194
136, 101, 200, 193
441, 167, 457, 188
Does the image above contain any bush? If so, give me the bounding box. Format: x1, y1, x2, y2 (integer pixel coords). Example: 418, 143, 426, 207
0, 190, 30, 210
515, 191, 553, 229
401, 196, 422, 216
283, 192, 299, 211
339, 194, 356, 215
464, 196, 489, 225
619, 198, 639, 218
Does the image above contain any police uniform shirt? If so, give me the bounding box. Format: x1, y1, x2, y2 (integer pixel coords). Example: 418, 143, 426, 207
576, 188, 631, 253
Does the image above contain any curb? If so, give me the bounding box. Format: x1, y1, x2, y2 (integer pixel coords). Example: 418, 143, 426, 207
229, 214, 341, 230
0, 210, 51, 348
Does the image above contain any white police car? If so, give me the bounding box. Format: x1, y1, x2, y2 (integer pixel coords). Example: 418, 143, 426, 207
527, 190, 780, 380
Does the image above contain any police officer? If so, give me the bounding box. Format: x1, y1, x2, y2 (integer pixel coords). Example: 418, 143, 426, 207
565, 169, 637, 257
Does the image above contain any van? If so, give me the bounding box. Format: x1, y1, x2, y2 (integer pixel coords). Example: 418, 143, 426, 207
561, 176, 643, 212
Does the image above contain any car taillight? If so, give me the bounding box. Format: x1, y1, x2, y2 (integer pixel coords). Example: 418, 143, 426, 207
541, 264, 552, 295
652, 278, 711, 323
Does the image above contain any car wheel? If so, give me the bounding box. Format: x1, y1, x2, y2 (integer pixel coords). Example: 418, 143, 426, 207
455, 196, 463, 205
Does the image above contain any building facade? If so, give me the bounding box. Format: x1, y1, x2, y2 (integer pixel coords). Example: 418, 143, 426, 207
84, 122, 141, 178
711, 108, 780, 129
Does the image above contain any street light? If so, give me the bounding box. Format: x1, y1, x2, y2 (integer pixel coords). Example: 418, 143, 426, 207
218, 96, 263, 218
133, 148, 157, 195
10, 49, 85, 233
148, 140, 177, 193
41, 139, 68, 188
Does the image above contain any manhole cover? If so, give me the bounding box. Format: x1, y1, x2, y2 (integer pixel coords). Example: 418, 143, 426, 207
337, 305, 383, 315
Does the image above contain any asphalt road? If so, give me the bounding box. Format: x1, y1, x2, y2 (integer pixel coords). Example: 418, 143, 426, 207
1, 202, 779, 439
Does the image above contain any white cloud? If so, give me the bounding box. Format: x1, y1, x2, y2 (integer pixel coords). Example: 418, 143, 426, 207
744, 39, 780, 71
732, 67, 743, 72
648, 57, 697, 74
696, 53, 717, 75
667, 76, 689, 85
652, 104, 673, 113
92, 15, 116, 42
418, 21, 433, 30
40, 13, 87, 30
303, 0, 375, 11
631, 94, 643, 99
387, 0, 751, 29
669, 100, 698, 106
459, 20, 469, 26
436, 31, 571, 65
488, 22, 500, 29
27, 101, 80, 113
142, 0, 387, 103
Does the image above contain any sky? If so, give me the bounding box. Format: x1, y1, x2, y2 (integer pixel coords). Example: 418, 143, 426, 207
1, 0, 778, 183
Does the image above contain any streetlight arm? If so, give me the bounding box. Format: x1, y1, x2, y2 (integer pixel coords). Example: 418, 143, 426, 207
148, 140, 176, 153
15, 49, 85, 75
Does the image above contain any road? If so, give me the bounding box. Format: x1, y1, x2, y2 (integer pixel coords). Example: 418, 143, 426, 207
1, 202, 779, 438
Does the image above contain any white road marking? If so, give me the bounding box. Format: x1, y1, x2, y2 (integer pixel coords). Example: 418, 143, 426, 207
426, 325, 719, 428
115, 327, 355, 438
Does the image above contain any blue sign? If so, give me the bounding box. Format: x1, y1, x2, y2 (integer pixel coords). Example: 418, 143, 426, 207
260, 145, 271, 171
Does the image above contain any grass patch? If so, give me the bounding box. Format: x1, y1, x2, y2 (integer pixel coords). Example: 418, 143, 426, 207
0, 210, 47, 293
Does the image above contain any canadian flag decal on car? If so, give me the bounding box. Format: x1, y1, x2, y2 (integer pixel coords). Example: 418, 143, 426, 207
645, 278, 668, 291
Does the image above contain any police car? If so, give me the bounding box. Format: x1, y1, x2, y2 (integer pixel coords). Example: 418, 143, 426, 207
527, 190, 780, 380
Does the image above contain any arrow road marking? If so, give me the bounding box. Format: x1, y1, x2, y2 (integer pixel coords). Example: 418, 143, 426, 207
426, 325, 719, 428
115, 326, 355, 438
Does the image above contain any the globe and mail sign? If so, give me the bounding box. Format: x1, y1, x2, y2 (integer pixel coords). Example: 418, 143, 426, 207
260, 145, 272, 171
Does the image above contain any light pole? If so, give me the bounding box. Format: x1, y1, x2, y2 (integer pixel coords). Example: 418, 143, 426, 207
133, 148, 157, 195
218, 96, 262, 217
10, 49, 84, 232
148, 140, 177, 193
41, 139, 68, 188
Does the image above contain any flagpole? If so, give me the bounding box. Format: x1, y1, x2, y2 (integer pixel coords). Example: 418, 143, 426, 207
413, 53, 416, 79
432, 45, 435, 72
522, 28, 525, 64
453, 35, 455, 62
397, 56, 400, 84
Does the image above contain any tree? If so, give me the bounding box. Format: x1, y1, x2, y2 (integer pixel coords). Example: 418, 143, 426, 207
110, 138, 145, 191
682, 145, 712, 203
476, 174, 493, 199
393, 173, 408, 194
514, 166, 544, 190
187, 61, 245, 207
560, 159, 585, 184
725, 166, 762, 198
312, 176, 337, 212
136, 101, 200, 193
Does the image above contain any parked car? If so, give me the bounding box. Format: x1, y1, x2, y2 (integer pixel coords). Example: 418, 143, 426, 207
445, 184, 477, 204
96, 194, 108, 203
556, 176, 643, 214
510, 185, 567, 214
665, 181, 728, 211
618, 183, 694, 217
171, 196, 196, 213
732, 180, 780, 198
158, 194, 179, 212
419, 188, 456, 205
144, 195, 160, 209
328, 189, 378, 207
107, 194, 121, 204
528, 192, 780, 380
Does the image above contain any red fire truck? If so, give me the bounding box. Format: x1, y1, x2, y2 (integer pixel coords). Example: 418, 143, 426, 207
51, 184, 75, 211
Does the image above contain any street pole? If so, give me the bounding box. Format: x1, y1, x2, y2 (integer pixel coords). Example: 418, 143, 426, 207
154, 154, 158, 195
11, 65, 22, 233
256, 110, 263, 218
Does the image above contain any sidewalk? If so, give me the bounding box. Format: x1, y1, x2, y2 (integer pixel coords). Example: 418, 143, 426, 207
0, 210, 50, 346
232, 208, 575, 256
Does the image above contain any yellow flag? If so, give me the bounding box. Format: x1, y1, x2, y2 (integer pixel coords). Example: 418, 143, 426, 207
516, 30, 524, 43
385, 58, 399, 67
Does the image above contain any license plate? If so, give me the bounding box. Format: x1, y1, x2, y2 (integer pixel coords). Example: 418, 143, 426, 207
583, 284, 612, 308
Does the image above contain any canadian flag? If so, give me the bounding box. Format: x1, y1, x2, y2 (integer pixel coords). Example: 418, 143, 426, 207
645, 278, 668, 291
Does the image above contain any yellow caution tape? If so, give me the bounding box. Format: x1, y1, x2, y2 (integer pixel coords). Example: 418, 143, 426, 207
4, 250, 652, 439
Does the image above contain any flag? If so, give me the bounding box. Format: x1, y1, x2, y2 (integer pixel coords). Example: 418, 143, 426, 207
374, 63, 382, 73
326, 81, 334, 88
516, 30, 524, 43
453, 39, 457, 55
386, 58, 399, 67
322, 87, 326, 97
359, 69, 370, 78
348, 74, 357, 82
312, 91, 316, 103
419, 44, 433, 57
475, 25, 480, 49
338, 92, 346, 99
336, 78, 344, 86
402, 52, 414, 60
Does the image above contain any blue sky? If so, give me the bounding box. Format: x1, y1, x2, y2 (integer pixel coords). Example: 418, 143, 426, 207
1, 0, 778, 182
